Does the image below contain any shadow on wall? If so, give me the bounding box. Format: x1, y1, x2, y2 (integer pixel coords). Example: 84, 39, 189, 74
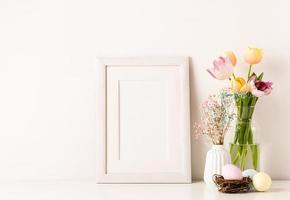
189, 57, 207, 180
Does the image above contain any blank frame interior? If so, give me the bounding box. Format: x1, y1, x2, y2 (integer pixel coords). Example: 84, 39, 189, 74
96, 57, 191, 183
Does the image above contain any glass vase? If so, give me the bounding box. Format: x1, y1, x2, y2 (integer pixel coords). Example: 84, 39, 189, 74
230, 143, 259, 171
230, 105, 259, 170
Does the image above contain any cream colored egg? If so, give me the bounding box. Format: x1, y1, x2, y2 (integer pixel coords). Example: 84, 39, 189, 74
253, 172, 272, 192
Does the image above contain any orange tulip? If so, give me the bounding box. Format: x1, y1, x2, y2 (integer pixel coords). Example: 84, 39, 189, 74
225, 51, 237, 66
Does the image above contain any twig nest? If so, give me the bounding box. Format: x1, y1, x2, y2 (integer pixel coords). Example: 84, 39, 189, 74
213, 174, 252, 193
253, 172, 272, 192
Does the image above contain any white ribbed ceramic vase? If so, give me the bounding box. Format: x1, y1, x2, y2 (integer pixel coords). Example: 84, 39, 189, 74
204, 145, 231, 187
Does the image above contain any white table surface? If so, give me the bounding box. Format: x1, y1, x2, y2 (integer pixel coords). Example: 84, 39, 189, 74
0, 181, 289, 200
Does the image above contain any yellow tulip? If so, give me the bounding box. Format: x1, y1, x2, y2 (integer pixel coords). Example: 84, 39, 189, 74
240, 83, 252, 93
231, 77, 246, 92
244, 47, 263, 64
225, 51, 237, 66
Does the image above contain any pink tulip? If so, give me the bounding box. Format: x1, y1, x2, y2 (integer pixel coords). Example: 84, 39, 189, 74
207, 56, 234, 80
250, 80, 273, 97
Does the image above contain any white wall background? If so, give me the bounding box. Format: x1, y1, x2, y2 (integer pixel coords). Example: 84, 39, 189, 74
0, 0, 289, 181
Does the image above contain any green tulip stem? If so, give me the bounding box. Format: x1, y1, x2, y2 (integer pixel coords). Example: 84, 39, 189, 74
248, 64, 253, 80
232, 73, 236, 79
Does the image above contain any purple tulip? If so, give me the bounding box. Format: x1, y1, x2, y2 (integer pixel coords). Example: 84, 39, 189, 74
251, 80, 273, 97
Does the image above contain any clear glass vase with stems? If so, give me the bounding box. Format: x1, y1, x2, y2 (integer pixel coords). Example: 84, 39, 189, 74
230, 105, 259, 171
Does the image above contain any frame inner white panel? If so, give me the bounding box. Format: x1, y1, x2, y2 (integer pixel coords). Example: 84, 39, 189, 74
119, 80, 168, 161
106, 66, 181, 174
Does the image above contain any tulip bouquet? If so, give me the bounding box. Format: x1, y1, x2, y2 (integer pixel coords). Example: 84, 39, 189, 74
207, 47, 273, 170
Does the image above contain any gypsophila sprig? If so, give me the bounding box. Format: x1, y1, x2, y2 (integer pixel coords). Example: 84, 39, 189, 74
194, 88, 235, 145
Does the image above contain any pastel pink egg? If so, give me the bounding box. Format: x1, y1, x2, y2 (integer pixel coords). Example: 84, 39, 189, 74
222, 164, 243, 180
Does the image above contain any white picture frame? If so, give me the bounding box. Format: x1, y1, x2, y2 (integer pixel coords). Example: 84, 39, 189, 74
96, 57, 191, 183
